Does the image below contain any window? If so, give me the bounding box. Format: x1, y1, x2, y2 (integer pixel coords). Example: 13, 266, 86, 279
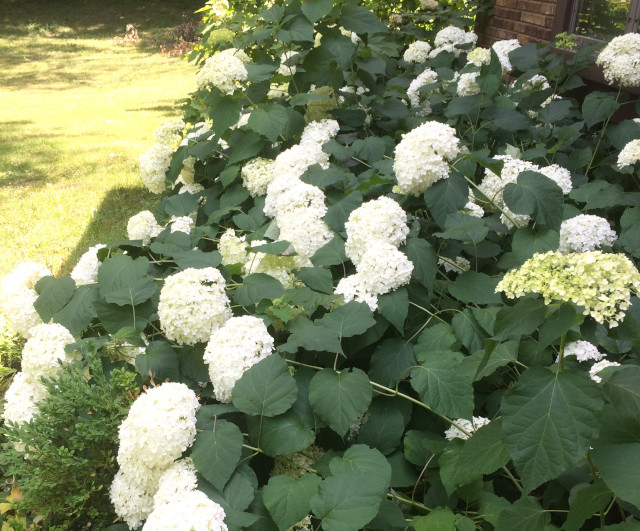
555, 0, 640, 42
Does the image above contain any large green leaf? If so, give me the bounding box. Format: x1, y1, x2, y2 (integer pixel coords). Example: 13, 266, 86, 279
282, 317, 343, 354
412, 507, 456, 530
501, 368, 604, 493
248, 104, 289, 142
263, 474, 322, 531
403, 238, 437, 291
51, 284, 100, 336
448, 272, 501, 305
423, 173, 469, 228
495, 496, 550, 531
339, 5, 388, 34
503, 171, 563, 230
300, 0, 333, 22
582, 91, 621, 128
377, 287, 409, 333
208, 93, 243, 137
434, 213, 488, 244
310, 235, 347, 266
191, 419, 243, 491
603, 366, 640, 418
135, 341, 179, 382
232, 354, 298, 417
591, 443, 640, 509
34, 276, 76, 322
458, 341, 518, 381
324, 191, 363, 233
311, 446, 391, 531
308, 368, 372, 436
97, 254, 157, 306
492, 298, 547, 341
439, 420, 511, 495
315, 301, 375, 338
232, 274, 285, 306
251, 411, 316, 456
410, 352, 474, 419
564, 480, 612, 531
295, 267, 334, 294
368, 338, 416, 387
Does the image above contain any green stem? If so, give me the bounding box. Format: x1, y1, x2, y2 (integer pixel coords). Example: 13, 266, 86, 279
388, 492, 432, 513
408, 302, 446, 323
557, 333, 567, 373
584, 86, 622, 177
501, 465, 523, 494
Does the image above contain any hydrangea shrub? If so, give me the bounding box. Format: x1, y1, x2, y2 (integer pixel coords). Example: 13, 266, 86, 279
3, 1, 640, 529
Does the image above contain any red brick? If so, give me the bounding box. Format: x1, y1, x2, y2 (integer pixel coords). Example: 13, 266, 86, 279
521, 12, 547, 25
540, 3, 555, 14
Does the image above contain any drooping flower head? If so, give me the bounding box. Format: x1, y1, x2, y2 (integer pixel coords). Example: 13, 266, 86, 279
20, 323, 76, 382
563, 340, 605, 362
344, 196, 410, 265
403, 41, 432, 63
618, 139, 640, 168
407, 69, 438, 111
71, 244, 106, 286
204, 315, 274, 403
596, 33, 640, 87
0, 262, 52, 337
558, 215, 618, 253
127, 210, 163, 245
158, 267, 232, 345
496, 251, 640, 326
491, 39, 521, 72
393, 121, 461, 196
140, 143, 173, 194
195, 48, 250, 94
430, 26, 477, 58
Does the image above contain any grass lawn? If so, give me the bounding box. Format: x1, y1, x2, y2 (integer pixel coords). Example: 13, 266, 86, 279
0, 0, 204, 278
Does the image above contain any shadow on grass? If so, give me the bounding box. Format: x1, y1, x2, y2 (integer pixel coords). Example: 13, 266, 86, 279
1, 0, 205, 40
63, 185, 159, 274
0, 120, 106, 187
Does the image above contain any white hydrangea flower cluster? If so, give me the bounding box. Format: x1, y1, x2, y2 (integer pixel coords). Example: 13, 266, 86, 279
0, 262, 51, 337
143, 489, 228, 531
466, 47, 491, 66
3, 323, 76, 427
140, 143, 173, 194
420, 0, 439, 9
141, 459, 228, 531
158, 268, 231, 345
204, 315, 274, 403
20, 323, 77, 380
407, 69, 438, 111
463, 200, 485, 218
178, 182, 205, 195
558, 215, 618, 253
263, 120, 338, 263
241, 157, 276, 196
195, 48, 250, 94
178, 156, 196, 184
111, 383, 201, 529
563, 340, 605, 362
496, 251, 640, 326
170, 216, 195, 234
596, 33, 640, 87
438, 256, 471, 274
277, 50, 299, 76
393, 121, 461, 196
2, 372, 49, 426
520, 74, 550, 92
476, 156, 572, 227
491, 39, 521, 72
70, 244, 106, 286
403, 41, 432, 63
152, 118, 185, 147
445, 416, 490, 440
430, 26, 477, 58
219, 228, 249, 266
457, 72, 480, 96
337, 198, 413, 310
589, 359, 621, 383
617, 139, 640, 168
127, 210, 163, 245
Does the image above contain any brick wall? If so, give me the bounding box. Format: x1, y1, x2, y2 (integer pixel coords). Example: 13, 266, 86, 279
475, 0, 558, 47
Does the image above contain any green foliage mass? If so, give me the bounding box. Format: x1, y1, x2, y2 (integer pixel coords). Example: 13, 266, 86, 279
3, 0, 640, 529
0, 354, 138, 530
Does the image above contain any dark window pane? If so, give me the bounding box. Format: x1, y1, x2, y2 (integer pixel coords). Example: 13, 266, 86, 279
574, 0, 630, 41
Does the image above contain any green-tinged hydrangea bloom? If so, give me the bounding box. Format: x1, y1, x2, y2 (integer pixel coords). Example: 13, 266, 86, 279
271, 446, 324, 479
496, 251, 640, 327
